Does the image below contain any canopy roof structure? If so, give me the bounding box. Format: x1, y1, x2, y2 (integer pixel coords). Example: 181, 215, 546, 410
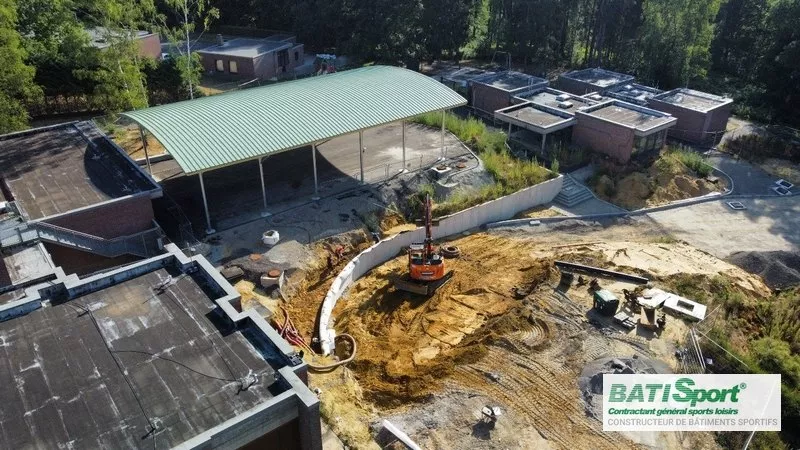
122, 65, 466, 174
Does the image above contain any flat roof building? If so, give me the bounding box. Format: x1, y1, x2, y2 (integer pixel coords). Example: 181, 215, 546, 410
495, 102, 576, 152
88, 27, 161, 60
0, 245, 321, 449
0, 122, 163, 275
558, 68, 635, 95
435, 67, 494, 92
607, 83, 664, 106
470, 71, 548, 114
197, 34, 305, 81
574, 100, 677, 163
515, 87, 598, 116
648, 88, 733, 144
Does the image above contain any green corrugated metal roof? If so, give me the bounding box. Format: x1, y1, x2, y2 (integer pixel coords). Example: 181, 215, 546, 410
122, 65, 466, 174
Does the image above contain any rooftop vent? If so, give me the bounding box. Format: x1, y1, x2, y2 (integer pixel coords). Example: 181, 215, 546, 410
589, 94, 604, 101
555, 93, 571, 102
216, 34, 225, 46
623, 84, 634, 90
557, 101, 574, 109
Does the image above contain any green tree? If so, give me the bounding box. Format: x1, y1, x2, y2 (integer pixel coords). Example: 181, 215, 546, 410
157, 0, 218, 100
759, 0, 800, 123
638, 0, 721, 87
710, 0, 768, 77
0, 0, 41, 133
17, 0, 98, 98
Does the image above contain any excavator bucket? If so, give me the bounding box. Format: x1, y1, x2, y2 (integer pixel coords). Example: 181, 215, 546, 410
392, 271, 454, 296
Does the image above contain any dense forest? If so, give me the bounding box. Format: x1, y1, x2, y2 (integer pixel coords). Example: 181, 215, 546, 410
0, 0, 798, 133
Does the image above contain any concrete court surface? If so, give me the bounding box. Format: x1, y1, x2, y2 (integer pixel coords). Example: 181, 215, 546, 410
152, 122, 463, 233
645, 195, 800, 258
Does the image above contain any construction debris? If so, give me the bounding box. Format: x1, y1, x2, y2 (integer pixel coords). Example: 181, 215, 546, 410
555, 260, 649, 284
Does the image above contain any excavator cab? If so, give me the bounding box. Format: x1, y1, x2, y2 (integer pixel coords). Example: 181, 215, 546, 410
392, 195, 453, 295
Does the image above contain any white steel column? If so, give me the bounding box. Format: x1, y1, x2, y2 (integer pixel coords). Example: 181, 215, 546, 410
259, 157, 270, 217
359, 130, 364, 183
199, 172, 215, 234
138, 126, 152, 174
440, 110, 446, 159
401, 120, 407, 172
312, 144, 320, 199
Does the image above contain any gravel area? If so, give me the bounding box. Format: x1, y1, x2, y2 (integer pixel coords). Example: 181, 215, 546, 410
727, 251, 800, 289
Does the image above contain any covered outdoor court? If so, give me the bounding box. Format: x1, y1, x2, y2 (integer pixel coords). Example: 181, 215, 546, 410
123, 66, 466, 234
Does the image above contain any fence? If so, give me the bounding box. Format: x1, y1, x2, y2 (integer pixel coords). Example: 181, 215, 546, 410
317, 174, 564, 354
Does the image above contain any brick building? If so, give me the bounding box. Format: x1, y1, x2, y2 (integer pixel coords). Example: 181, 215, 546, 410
197, 34, 306, 80
648, 88, 733, 145
573, 100, 677, 163
557, 68, 635, 95
470, 71, 548, 114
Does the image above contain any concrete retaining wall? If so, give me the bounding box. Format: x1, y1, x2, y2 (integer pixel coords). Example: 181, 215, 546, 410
318, 175, 564, 354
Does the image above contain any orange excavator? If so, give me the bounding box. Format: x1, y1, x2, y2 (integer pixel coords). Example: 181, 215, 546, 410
392, 194, 454, 295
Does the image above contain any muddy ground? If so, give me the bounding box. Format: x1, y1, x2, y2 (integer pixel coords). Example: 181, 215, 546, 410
284, 219, 770, 450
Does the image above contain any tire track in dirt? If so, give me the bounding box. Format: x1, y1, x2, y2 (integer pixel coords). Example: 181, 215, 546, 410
454, 345, 637, 450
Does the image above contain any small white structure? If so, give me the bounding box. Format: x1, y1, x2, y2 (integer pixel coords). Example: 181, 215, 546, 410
262, 230, 280, 246
661, 292, 707, 321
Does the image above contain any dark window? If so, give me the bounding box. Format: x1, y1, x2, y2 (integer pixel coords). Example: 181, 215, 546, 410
278, 49, 289, 67
294, 51, 299, 61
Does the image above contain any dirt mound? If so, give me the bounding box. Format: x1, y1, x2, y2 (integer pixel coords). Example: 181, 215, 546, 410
333, 234, 556, 406
592, 152, 722, 210
727, 251, 800, 289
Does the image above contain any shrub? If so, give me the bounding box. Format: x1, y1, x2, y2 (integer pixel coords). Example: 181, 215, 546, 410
550, 158, 560, 174
666, 146, 714, 177
409, 113, 555, 219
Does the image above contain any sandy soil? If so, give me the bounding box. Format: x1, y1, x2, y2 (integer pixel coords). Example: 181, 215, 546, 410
513, 205, 565, 219
300, 226, 769, 449
593, 153, 724, 210
112, 125, 167, 159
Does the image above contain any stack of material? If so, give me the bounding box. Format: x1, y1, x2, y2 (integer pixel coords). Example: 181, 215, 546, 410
727, 251, 800, 289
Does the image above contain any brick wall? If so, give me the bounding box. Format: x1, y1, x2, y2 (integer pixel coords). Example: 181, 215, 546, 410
43, 195, 154, 239
557, 77, 595, 96
648, 99, 708, 143
471, 83, 511, 113
137, 34, 162, 60
573, 113, 635, 162
200, 54, 257, 78
706, 103, 732, 144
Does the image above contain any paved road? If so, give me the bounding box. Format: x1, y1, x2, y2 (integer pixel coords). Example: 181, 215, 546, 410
645, 196, 800, 258
706, 152, 780, 195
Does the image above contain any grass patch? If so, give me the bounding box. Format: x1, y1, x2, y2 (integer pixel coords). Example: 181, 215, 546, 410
723, 133, 800, 163
665, 146, 714, 177
409, 112, 555, 218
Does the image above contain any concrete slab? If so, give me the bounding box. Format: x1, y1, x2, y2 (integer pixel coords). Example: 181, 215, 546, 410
645, 196, 800, 258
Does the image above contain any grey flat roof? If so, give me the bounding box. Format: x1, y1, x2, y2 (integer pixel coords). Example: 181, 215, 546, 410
196, 38, 291, 58
561, 68, 634, 88
608, 83, 663, 105
1, 244, 55, 287
495, 102, 576, 134
580, 100, 677, 134
473, 71, 548, 92
438, 67, 494, 85
0, 265, 280, 449
652, 88, 733, 112
517, 88, 596, 115
0, 123, 159, 221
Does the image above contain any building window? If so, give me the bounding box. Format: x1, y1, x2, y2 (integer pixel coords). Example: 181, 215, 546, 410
294, 51, 299, 62
278, 49, 289, 67
229, 60, 238, 74
215, 59, 224, 72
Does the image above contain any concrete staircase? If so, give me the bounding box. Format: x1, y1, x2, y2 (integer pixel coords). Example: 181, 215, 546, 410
1, 221, 163, 258
554, 176, 594, 207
